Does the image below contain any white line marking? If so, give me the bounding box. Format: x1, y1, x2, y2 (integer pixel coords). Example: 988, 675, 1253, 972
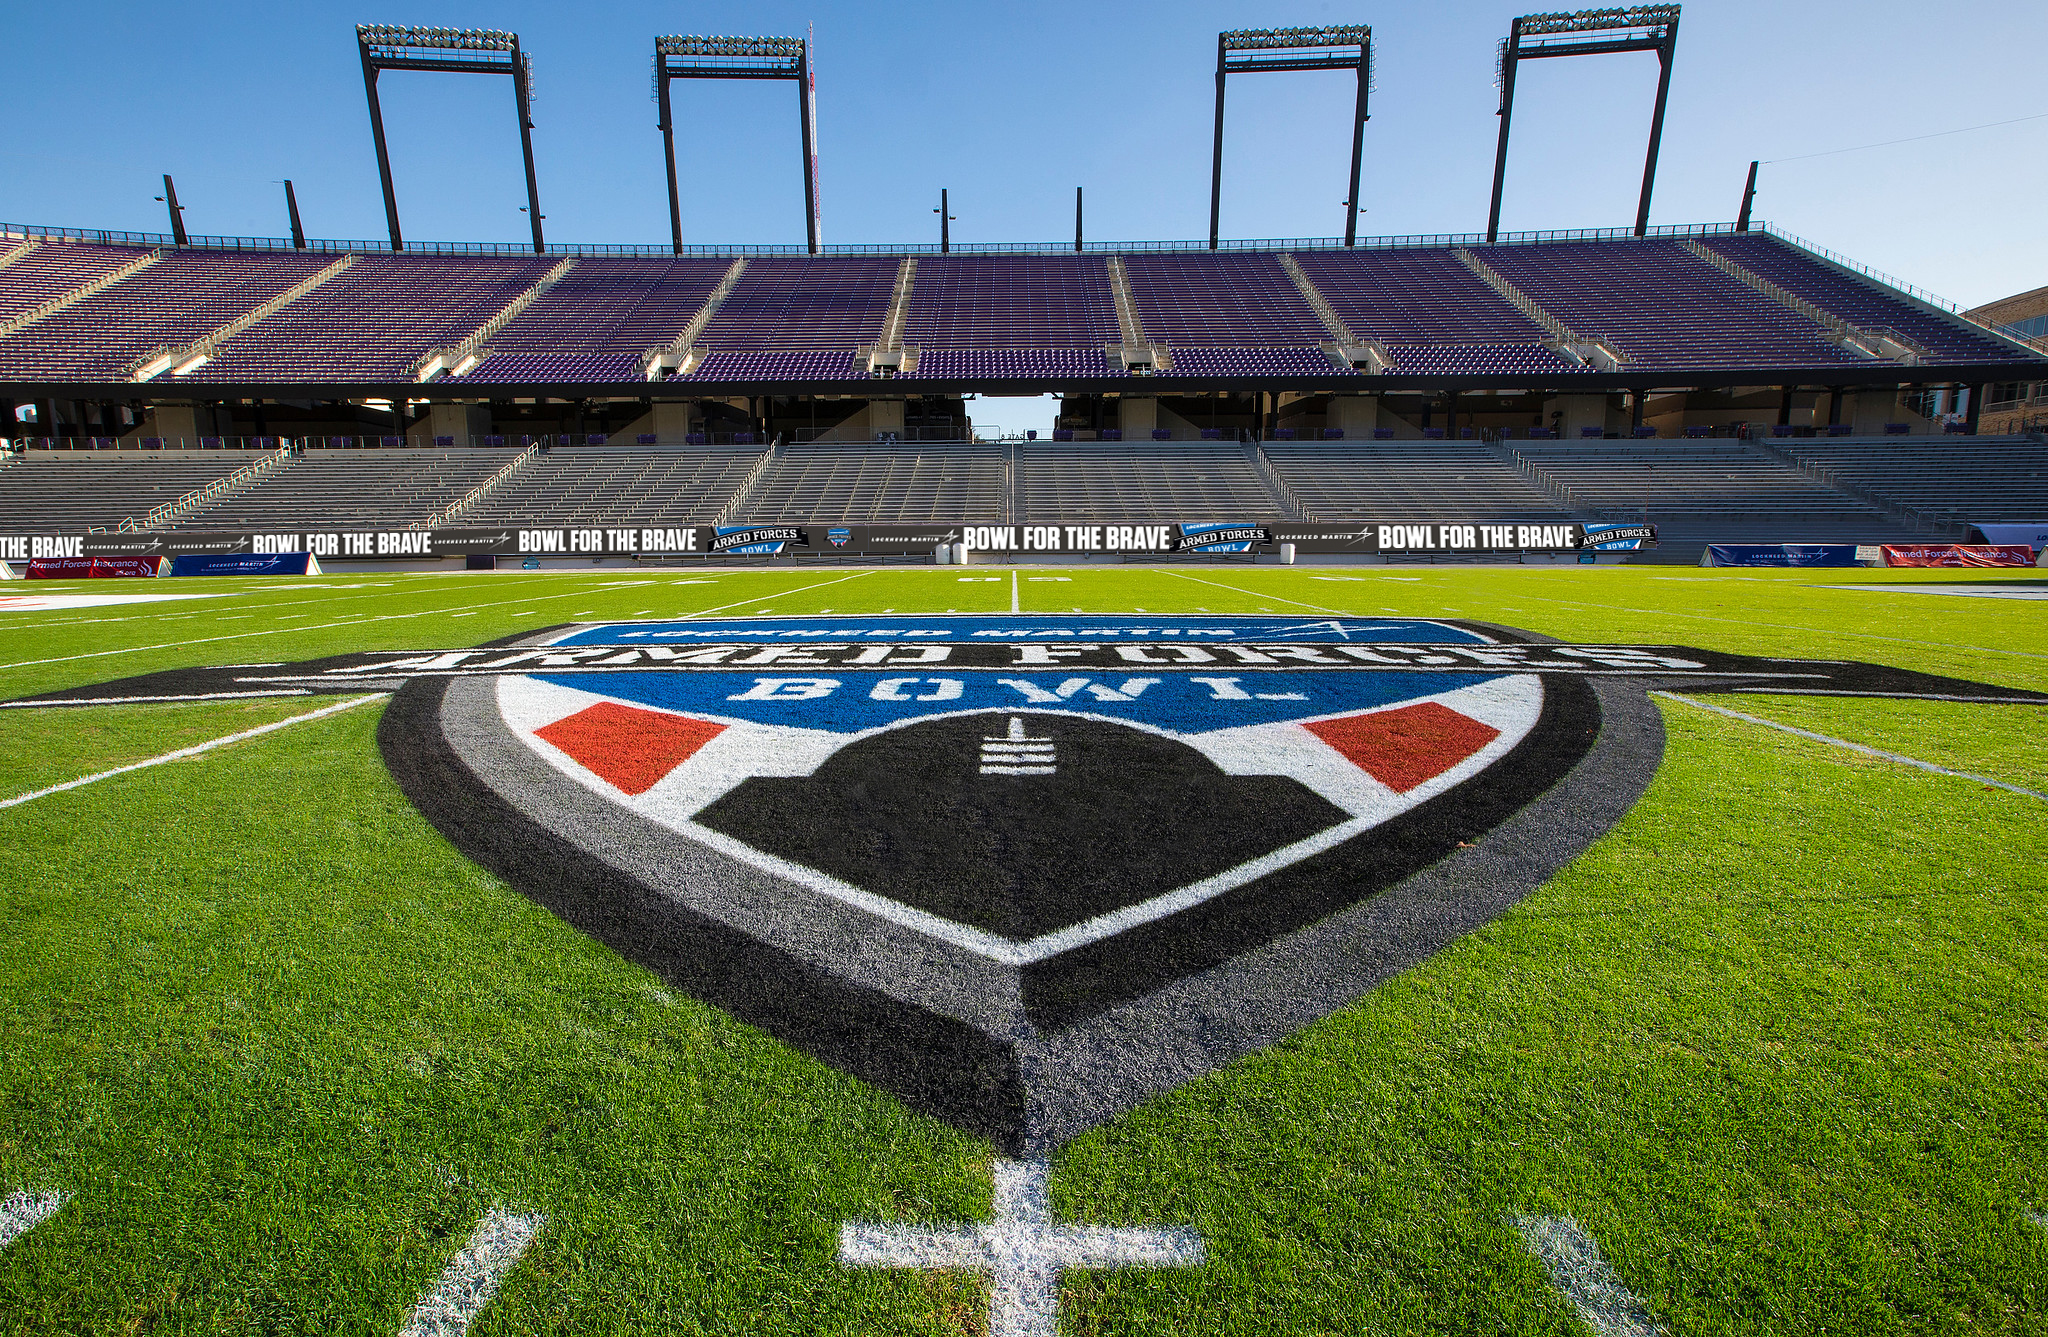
0, 694, 388, 811
1656, 692, 2048, 800
0, 1189, 65, 1250
0, 572, 867, 673
840, 1158, 1201, 1337
1010, 571, 1021, 613
1156, 569, 1346, 613
397, 1208, 544, 1337
2029, 1210, 2047, 1231
1509, 1213, 1664, 1337
0, 690, 314, 708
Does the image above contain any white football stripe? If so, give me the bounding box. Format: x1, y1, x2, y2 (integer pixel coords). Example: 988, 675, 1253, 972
397, 1209, 544, 1337
0, 694, 388, 811
0, 1189, 64, 1250
1509, 1213, 1664, 1337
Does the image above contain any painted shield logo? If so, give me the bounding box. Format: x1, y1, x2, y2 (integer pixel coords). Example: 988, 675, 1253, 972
384, 613, 1647, 1152
17, 613, 2042, 1153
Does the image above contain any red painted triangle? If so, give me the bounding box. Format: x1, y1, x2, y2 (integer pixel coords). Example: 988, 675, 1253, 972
1303, 701, 1502, 794
534, 702, 725, 796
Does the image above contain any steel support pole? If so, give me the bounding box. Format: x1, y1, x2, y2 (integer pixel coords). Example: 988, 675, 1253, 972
658, 63, 684, 255
1075, 186, 1083, 252
1736, 159, 1758, 232
359, 49, 403, 251
1634, 18, 1679, 237
798, 45, 820, 255
1486, 21, 1522, 244
284, 180, 306, 249
939, 188, 949, 253
1208, 35, 1227, 251
161, 175, 188, 246
1343, 53, 1370, 247
511, 37, 545, 252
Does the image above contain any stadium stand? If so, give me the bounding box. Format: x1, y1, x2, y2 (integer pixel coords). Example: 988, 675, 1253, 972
691, 257, 898, 352
1014, 443, 1282, 521
0, 451, 254, 531
458, 445, 768, 526
1510, 440, 1900, 548
1769, 434, 2048, 525
182, 255, 560, 382
1261, 441, 1572, 522
735, 440, 1008, 522
1123, 253, 1330, 346
450, 257, 734, 383
0, 240, 150, 326
168, 448, 514, 530
903, 256, 1121, 349
0, 249, 335, 381
1703, 234, 2021, 364
1476, 240, 1864, 370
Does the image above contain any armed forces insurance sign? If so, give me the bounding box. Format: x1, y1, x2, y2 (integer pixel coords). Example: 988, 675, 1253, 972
11, 614, 2043, 1152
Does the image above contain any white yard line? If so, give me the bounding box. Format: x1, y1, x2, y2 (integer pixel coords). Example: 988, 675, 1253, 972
1509, 1213, 1664, 1337
0, 694, 388, 811
1011, 570, 1021, 614
0, 572, 871, 673
1155, 569, 1346, 613
397, 1209, 545, 1337
0, 1189, 65, 1250
1656, 692, 2048, 801
681, 570, 874, 618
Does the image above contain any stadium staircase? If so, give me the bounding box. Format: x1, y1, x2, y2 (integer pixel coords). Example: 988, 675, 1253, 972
428, 440, 543, 527
714, 439, 781, 524
124, 441, 297, 532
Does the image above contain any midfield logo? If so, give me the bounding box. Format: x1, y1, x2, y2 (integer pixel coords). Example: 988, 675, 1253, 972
12, 614, 2042, 1152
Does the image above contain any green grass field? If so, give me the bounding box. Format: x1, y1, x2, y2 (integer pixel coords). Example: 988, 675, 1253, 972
1, 564, 2044, 1335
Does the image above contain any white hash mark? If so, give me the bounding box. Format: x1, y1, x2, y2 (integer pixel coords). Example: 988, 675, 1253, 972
839, 1158, 1202, 1337
1509, 1213, 1664, 1337
397, 1209, 545, 1337
980, 716, 1056, 775
0, 1189, 65, 1251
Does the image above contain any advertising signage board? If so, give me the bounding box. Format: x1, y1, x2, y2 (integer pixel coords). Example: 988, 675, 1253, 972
0, 520, 1653, 563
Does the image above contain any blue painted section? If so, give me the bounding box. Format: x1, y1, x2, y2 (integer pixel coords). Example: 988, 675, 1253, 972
557, 614, 1485, 647
539, 614, 1499, 732
533, 666, 1495, 733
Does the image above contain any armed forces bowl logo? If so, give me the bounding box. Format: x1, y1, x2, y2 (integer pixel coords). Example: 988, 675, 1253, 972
15, 614, 2044, 1153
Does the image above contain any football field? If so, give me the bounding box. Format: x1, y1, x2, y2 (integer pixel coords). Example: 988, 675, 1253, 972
1, 563, 2044, 1335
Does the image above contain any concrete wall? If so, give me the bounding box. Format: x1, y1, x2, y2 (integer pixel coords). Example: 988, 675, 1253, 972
408, 403, 491, 446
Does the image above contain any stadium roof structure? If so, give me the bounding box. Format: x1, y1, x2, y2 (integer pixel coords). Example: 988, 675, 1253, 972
0, 220, 2041, 402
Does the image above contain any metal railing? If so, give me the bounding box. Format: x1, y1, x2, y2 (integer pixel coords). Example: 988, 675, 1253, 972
1, 218, 1755, 261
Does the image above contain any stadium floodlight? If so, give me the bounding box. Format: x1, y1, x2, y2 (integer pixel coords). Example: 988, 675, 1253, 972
1485, 5, 1682, 242
1209, 25, 1374, 251
654, 33, 820, 255
356, 24, 545, 253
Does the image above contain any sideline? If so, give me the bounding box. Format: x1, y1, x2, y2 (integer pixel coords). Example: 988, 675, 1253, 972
1656, 692, 2047, 801
1516, 591, 2048, 663
398, 1209, 544, 1337
0, 694, 389, 811
0, 570, 864, 673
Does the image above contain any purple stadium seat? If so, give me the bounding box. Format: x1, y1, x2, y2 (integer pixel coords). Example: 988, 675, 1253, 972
1580, 426, 1604, 438
637, 434, 658, 445
1884, 423, 1910, 435
1372, 428, 1393, 439
1151, 429, 1171, 441
1322, 428, 1345, 440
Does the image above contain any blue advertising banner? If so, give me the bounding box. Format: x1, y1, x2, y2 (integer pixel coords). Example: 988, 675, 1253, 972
169, 552, 322, 577
1703, 544, 1859, 568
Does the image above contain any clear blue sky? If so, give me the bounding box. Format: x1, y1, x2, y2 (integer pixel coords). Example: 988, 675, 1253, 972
2, 0, 2042, 308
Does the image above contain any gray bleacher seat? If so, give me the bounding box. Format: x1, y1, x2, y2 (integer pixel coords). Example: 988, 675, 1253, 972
1014, 443, 1279, 521
168, 448, 511, 530
736, 441, 1007, 522
0, 452, 253, 531
461, 445, 767, 525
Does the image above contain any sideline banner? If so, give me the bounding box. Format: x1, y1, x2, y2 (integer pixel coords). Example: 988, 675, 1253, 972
1881, 544, 2035, 568
1970, 523, 2048, 553
169, 552, 323, 577
25, 556, 167, 579
7, 519, 1656, 562
1703, 544, 1860, 568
